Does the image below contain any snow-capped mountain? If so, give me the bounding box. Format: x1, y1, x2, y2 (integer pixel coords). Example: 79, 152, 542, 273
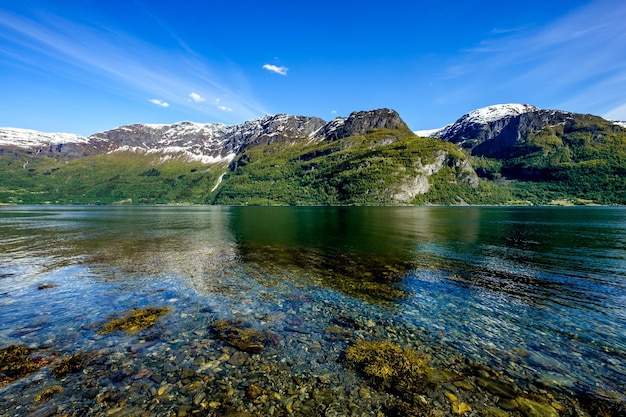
0, 127, 88, 148
86, 115, 321, 164
0, 114, 330, 163
417, 104, 576, 158
0, 109, 406, 163
415, 104, 542, 138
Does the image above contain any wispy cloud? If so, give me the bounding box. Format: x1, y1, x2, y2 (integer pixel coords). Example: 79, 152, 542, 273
442, 0, 626, 116
188, 92, 205, 103
0, 9, 267, 121
218, 105, 233, 112
263, 64, 288, 76
604, 103, 626, 121
149, 99, 169, 108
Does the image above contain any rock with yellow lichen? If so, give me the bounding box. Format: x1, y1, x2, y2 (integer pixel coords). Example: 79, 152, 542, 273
346, 339, 433, 416
35, 385, 63, 402
98, 306, 171, 334
211, 318, 272, 353
0, 345, 48, 386
51, 353, 90, 378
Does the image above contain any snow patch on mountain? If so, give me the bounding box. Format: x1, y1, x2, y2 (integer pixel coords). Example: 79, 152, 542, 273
414, 105, 540, 139
613, 121, 626, 129
463, 104, 539, 124
0, 127, 88, 147
414, 126, 449, 137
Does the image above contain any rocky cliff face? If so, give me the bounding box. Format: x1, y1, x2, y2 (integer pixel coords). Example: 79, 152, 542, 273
314, 108, 409, 141
432, 104, 575, 158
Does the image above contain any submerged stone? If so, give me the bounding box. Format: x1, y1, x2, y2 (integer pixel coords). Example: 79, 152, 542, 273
210, 319, 271, 353
98, 307, 171, 334
0, 345, 48, 386
516, 397, 558, 417
51, 352, 90, 378
484, 405, 510, 417
34, 385, 63, 402
451, 401, 472, 415
476, 376, 518, 399
346, 340, 430, 391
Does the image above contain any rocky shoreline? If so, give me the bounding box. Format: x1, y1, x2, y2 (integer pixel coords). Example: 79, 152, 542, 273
1, 291, 624, 417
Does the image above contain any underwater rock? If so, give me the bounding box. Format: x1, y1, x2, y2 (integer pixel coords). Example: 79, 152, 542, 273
98, 307, 171, 334
34, 385, 63, 402
51, 353, 90, 378
324, 325, 352, 341
37, 284, 56, 290
484, 405, 510, 417
245, 384, 262, 399
127, 341, 157, 353
25, 402, 58, 417
228, 351, 250, 366
345, 339, 430, 391
516, 397, 558, 417
476, 376, 518, 399
451, 401, 472, 415
0, 345, 48, 386
210, 319, 271, 353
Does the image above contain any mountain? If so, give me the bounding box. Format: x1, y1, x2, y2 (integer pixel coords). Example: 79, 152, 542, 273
1, 105, 624, 205
421, 104, 571, 158
419, 103, 626, 204
0, 109, 480, 205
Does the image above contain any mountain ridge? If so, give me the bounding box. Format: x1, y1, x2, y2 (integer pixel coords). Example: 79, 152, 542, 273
1, 105, 624, 205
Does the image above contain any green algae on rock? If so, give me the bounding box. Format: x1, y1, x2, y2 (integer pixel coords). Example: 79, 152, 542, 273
98, 307, 171, 334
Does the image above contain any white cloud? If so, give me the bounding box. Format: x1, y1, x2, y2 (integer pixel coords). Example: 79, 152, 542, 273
263, 64, 288, 76
188, 92, 205, 103
149, 98, 169, 107
331, 110, 337, 114
218, 105, 233, 112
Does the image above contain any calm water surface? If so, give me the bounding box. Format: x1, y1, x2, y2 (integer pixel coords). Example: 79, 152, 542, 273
0, 206, 625, 414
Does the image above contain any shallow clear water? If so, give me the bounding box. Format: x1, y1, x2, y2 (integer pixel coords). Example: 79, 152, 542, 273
0, 205, 625, 414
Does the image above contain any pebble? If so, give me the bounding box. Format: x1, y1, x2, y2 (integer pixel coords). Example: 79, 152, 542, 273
453, 379, 476, 391
452, 401, 472, 415
228, 351, 250, 366
246, 384, 262, 400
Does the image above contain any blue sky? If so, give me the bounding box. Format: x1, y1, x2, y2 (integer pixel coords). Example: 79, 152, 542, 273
1, 0, 625, 135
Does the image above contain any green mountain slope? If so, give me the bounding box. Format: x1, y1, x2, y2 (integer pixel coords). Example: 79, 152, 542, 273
1, 107, 624, 206
472, 115, 626, 204
214, 128, 488, 205
0, 152, 224, 204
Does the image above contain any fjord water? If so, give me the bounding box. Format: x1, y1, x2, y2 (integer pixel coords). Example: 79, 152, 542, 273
0, 206, 625, 411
